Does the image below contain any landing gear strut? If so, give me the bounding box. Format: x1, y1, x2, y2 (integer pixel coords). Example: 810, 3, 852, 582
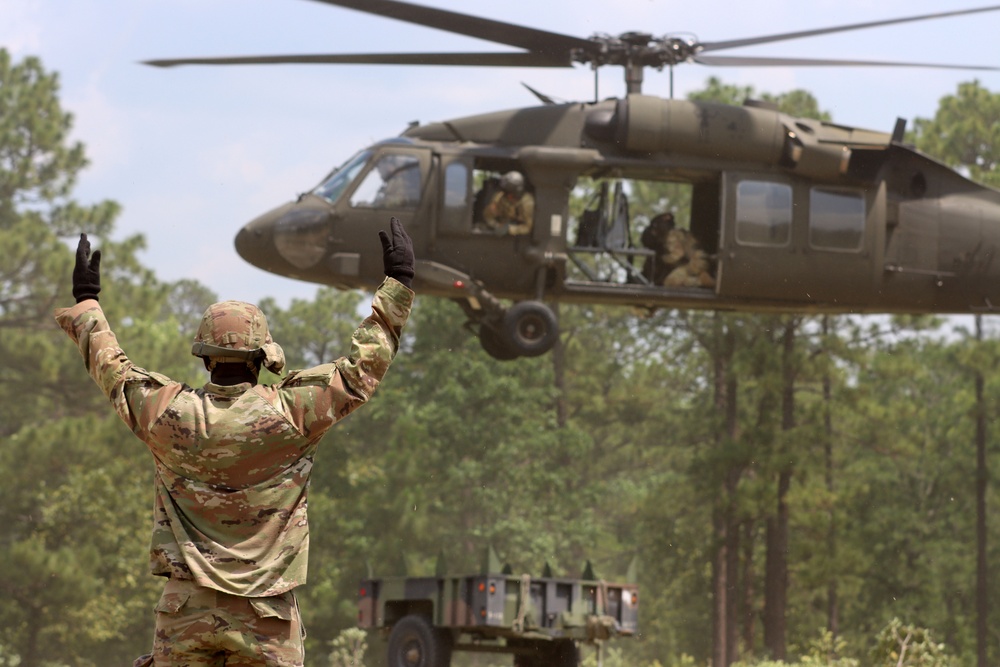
455, 289, 559, 361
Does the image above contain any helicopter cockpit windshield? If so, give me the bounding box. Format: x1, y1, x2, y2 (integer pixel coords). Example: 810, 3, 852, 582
313, 150, 371, 204
349, 153, 422, 209
311, 146, 424, 211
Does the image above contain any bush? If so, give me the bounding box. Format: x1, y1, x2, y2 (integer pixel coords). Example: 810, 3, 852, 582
870, 618, 956, 667
328, 627, 368, 667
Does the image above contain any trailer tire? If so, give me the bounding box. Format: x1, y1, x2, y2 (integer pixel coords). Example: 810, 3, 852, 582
502, 301, 558, 357
511, 640, 546, 667
387, 615, 449, 667
512, 639, 579, 667
551, 639, 580, 667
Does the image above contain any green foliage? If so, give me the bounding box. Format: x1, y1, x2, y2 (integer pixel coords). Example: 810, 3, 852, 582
259, 287, 366, 369
2, 58, 999, 667
581, 645, 627, 667
870, 619, 956, 667
799, 630, 859, 667
910, 80, 1000, 187
0, 49, 212, 666
328, 627, 368, 667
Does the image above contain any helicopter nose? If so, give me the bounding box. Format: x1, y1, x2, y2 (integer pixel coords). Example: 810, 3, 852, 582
234, 206, 282, 273
235, 198, 333, 274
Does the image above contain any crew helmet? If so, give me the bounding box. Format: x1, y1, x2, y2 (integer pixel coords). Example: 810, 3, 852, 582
499, 171, 525, 195
650, 212, 675, 230
192, 300, 285, 374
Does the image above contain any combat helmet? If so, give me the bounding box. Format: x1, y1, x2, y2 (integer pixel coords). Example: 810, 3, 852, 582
192, 301, 285, 375
499, 171, 525, 195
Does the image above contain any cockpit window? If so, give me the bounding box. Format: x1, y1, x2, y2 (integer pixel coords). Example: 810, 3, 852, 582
312, 150, 371, 204
350, 154, 422, 209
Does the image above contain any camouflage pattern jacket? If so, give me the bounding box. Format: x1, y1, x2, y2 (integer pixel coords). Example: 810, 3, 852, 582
484, 191, 535, 236
55, 278, 413, 597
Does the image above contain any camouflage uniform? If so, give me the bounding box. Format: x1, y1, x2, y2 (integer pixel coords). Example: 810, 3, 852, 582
661, 230, 715, 288
484, 191, 535, 236
642, 226, 715, 288
55, 277, 413, 666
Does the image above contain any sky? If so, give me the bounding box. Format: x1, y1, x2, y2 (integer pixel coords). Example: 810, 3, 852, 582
2, 0, 1000, 306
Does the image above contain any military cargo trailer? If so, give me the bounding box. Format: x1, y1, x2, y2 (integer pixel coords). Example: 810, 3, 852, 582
358, 569, 638, 667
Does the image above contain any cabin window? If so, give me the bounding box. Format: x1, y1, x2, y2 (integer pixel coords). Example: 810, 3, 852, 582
440, 161, 471, 233
349, 153, 421, 209
735, 180, 792, 246
809, 187, 865, 251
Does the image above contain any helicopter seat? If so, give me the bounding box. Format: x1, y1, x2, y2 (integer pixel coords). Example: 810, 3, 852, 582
602, 186, 630, 250
576, 207, 605, 247
575, 182, 611, 248
472, 177, 502, 226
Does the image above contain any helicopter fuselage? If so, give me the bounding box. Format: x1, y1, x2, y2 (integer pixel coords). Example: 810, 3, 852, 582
234, 95, 1000, 354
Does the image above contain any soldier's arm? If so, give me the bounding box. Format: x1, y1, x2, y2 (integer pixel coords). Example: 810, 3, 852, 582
482, 191, 504, 226
54, 300, 182, 434
277, 277, 413, 438
508, 193, 535, 236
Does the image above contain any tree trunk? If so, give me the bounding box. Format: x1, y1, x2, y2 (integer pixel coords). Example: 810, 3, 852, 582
23, 609, 41, 667
713, 508, 730, 667
726, 482, 741, 666
975, 315, 988, 667
740, 519, 757, 657
822, 316, 839, 639
764, 319, 796, 661
551, 304, 568, 429
712, 314, 739, 667
764, 472, 790, 661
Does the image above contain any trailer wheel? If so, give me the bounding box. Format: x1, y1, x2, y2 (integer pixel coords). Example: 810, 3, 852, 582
551, 639, 580, 667
512, 639, 579, 667
511, 639, 546, 667
387, 615, 449, 667
502, 301, 559, 358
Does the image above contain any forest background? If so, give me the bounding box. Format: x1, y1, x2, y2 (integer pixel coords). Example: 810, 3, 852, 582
2, 49, 1000, 667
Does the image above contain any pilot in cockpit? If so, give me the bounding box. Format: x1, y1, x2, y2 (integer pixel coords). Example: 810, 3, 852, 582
371, 154, 421, 208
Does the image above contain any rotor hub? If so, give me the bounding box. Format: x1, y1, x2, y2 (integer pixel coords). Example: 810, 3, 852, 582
573, 33, 701, 73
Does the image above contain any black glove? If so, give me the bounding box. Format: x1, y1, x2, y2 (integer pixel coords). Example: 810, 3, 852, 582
72, 233, 102, 303
379, 217, 414, 289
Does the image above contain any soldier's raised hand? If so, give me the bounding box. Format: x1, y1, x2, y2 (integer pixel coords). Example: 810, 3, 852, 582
379, 217, 414, 289
72, 233, 102, 303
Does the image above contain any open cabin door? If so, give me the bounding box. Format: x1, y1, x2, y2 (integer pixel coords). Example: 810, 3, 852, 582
717, 171, 881, 307
426, 155, 540, 296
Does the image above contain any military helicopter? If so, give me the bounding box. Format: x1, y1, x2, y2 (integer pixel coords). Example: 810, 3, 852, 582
146, 1, 1000, 360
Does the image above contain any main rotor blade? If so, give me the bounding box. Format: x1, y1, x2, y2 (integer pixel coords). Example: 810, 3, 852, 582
305, 0, 594, 54
700, 5, 1000, 53
143, 52, 573, 68
694, 54, 1000, 71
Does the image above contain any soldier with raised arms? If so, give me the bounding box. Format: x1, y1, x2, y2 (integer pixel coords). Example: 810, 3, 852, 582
55, 219, 415, 666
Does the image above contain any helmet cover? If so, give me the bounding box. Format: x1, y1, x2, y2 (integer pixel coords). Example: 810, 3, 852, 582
192, 300, 285, 374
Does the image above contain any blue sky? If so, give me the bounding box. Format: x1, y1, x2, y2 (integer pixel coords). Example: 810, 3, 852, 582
3, 0, 999, 305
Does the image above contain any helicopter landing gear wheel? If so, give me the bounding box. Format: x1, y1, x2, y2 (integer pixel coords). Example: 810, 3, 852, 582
502, 300, 559, 358
479, 323, 519, 361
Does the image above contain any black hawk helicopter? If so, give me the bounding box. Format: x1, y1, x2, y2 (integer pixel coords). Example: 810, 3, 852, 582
146, 1, 1000, 360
